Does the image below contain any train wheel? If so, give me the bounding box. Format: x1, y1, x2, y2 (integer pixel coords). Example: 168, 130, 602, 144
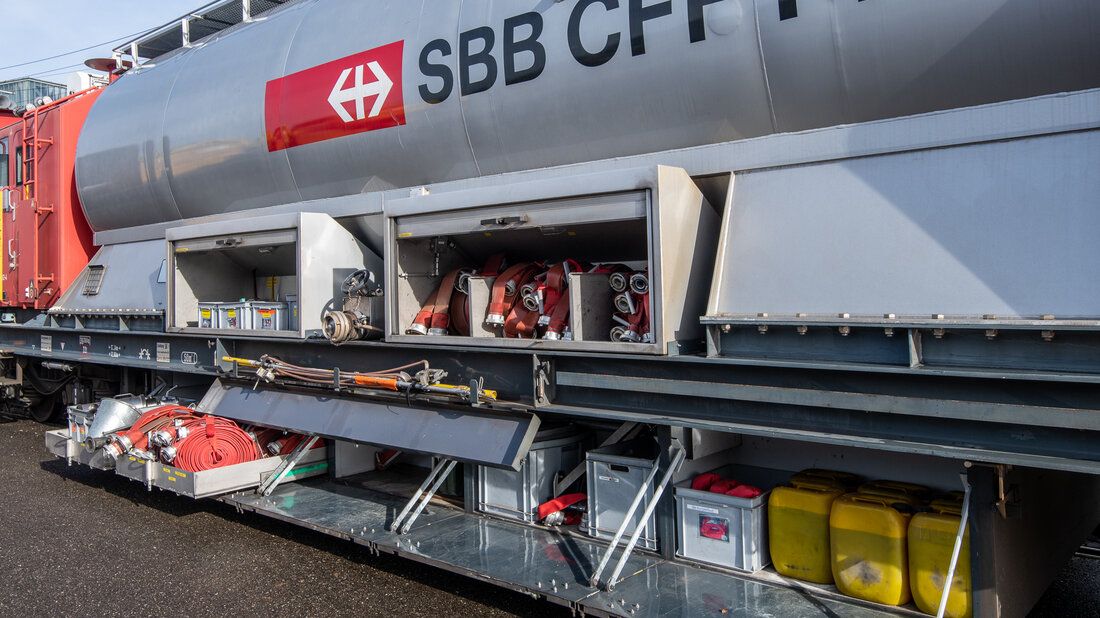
28, 394, 60, 423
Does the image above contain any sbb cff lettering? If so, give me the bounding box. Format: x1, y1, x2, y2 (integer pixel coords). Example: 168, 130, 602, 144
419, 0, 726, 104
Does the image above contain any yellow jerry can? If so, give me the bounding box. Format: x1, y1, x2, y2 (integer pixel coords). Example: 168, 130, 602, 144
830, 493, 920, 606
909, 498, 971, 618
769, 477, 846, 584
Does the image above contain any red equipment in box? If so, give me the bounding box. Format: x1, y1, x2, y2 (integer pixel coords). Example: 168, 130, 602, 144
0, 88, 100, 309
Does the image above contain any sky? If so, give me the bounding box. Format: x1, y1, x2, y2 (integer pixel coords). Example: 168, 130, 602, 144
0, 1, 201, 84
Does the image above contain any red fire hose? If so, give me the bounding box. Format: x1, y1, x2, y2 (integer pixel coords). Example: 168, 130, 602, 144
105, 405, 199, 457
172, 416, 261, 472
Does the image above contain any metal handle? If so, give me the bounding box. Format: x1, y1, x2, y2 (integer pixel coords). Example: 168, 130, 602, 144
479, 215, 528, 227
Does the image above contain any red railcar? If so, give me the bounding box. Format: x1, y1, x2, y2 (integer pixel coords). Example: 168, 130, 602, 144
0, 89, 100, 310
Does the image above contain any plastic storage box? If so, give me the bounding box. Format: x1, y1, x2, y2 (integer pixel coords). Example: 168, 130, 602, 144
250, 301, 289, 331
830, 492, 922, 606
909, 498, 972, 618
585, 439, 660, 551
198, 302, 220, 328
768, 476, 848, 583
218, 302, 251, 329
675, 465, 785, 572
477, 425, 585, 523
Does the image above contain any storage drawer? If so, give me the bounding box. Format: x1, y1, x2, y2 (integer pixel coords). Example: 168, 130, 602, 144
153, 446, 328, 499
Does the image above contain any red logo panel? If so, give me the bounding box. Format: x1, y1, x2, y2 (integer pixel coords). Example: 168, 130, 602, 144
265, 41, 405, 152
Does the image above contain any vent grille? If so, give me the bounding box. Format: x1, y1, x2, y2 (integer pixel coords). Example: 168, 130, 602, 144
82, 265, 106, 296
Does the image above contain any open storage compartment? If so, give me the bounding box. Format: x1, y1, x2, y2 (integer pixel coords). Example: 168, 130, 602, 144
167, 212, 380, 338
385, 166, 719, 354
113, 445, 328, 499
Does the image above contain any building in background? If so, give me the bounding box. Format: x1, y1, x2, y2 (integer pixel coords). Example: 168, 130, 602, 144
0, 77, 67, 111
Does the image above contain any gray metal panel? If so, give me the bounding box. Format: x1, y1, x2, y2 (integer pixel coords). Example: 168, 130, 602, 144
709, 129, 1100, 319
89, 87, 1100, 252
50, 241, 167, 313
75, 1, 1100, 231
196, 380, 540, 469
580, 560, 898, 618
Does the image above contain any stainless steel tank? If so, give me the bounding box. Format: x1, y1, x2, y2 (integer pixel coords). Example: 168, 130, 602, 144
75, 0, 1100, 231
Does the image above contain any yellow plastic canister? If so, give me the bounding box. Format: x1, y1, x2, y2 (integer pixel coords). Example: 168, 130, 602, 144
859, 480, 933, 502
768, 478, 846, 584
909, 499, 971, 618
830, 493, 920, 606
791, 469, 862, 490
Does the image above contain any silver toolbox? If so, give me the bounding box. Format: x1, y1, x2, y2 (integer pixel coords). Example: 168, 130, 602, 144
250, 301, 289, 331
674, 465, 787, 573
152, 446, 328, 499
217, 302, 251, 329
477, 425, 585, 523
584, 439, 660, 551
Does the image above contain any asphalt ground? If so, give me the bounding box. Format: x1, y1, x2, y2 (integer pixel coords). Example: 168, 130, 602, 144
1, 416, 1096, 617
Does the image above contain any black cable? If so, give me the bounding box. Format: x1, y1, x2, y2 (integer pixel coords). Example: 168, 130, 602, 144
0, 29, 149, 73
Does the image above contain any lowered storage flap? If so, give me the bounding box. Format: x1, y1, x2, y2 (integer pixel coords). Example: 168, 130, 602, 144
197, 379, 541, 470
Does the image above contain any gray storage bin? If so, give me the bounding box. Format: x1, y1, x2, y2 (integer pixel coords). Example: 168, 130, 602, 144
674, 464, 787, 572
477, 425, 584, 523
251, 301, 289, 331
218, 302, 251, 329
584, 439, 660, 551
198, 302, 221, 328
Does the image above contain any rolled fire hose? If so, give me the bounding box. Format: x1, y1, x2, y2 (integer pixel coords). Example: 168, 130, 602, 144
608, 272, 628, 293
629, 272, 649, 295
172, 416, 262, 472
504, 303, 541, 338
406, 268, 464, 335
614, 292, 635, 315
486, 263, 540, 326
406, 286, 439, 335
543, 288, 571, 340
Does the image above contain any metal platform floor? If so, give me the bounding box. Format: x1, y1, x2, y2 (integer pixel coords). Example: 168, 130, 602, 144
220, 478, 909, 617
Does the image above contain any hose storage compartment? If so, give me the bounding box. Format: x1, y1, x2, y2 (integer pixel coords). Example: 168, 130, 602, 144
386, 166, 719, 354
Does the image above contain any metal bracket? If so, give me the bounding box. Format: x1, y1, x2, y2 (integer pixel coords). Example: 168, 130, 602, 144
391, 458, 458, 534
534, 357, 555, 406
908, 329, 923, 368
965, 461, 1016, 519
591, 441, 686, 590
258, 435, 320, 496
554, 422, 640, 497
